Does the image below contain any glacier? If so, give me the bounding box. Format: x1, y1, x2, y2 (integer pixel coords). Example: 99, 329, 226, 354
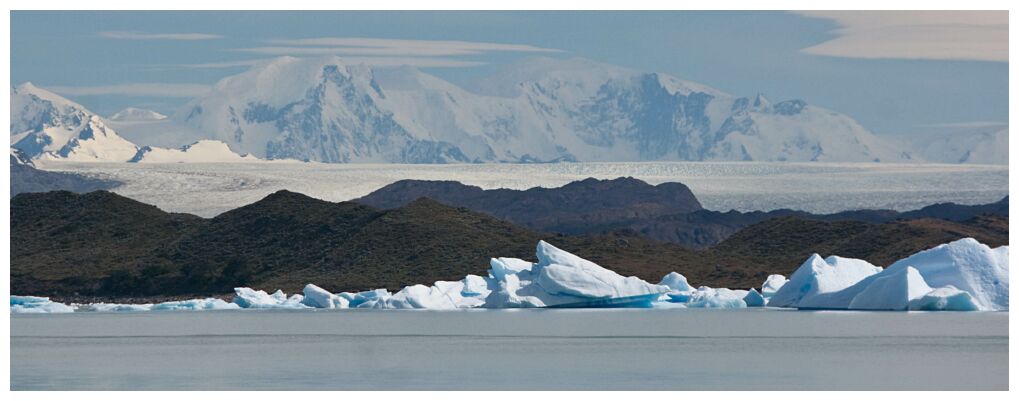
10, 238, 1007, 314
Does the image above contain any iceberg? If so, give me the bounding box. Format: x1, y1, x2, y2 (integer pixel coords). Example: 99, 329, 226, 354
845, 266, 933, 311
767, 254, 882, 308
743, 288, 766, 307
884, 238, 1008, 311
686, 287, 748, 309
908, 286, 982, 311
152, 298, 240, 311
761, 274, 788, 297
301, 284, 350, 309
483, 241, 667, 308
659, 272, 693, 292
232, 288, 309, 309
343, 289, 393, 309
79, 303, 154, 312
10, 296, 75, 314
386, 284, 458, 309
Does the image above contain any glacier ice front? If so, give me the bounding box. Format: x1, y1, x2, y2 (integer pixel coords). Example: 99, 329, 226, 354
483, 241, 667, 308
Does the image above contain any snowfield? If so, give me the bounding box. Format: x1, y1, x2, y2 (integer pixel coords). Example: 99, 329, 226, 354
12, 237, 1008, 313
33, 161, 1007, 217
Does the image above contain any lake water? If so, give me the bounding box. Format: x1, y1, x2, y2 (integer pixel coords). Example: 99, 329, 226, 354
40, 161, 1008, 217
10, 309, 1008, 390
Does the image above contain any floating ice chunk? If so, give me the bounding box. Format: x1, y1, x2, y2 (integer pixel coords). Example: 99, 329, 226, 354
80, 303, 153, 312
301, 284, 350, 309
908, 286, 982, 311
386, 284, 458, 309
686, 287, 748, 309
659, 272, 693, 292
761, 274, 788, 297
743, 288, 766, 307
483, 241, 667, 308
846, 266, 933, 311
232, 288, 309, 309
11, 296, 75, 314
768, 254, 882, 308
153, 298, 240, 311
884, 238, 1008, 311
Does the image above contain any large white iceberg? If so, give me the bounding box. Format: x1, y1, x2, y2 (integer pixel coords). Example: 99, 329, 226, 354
484, 241, 667, 308
232, 288, 309, 309
10, 296, 74, 314
767, 254, 883, 309
884, 238, 1008, 311
845, 266, 933, 311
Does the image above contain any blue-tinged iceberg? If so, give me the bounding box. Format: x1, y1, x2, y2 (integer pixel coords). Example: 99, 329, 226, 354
483, 241, 667, 308
743, 288, 766, 307
153, 298, 240, 311
11, 296, 74, 314
302, 284, 350, 309
907, 286, 981, 311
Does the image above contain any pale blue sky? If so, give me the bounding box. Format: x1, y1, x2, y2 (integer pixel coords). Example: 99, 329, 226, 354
10, 11, 1008, 136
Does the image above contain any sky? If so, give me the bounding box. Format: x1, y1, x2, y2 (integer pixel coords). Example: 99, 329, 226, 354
9, 11, 1008, 137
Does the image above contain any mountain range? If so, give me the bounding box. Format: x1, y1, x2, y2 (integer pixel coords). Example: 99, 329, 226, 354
14, 56, 1006, 165
356, 177, 1009, 248
11, 188, 1007, 299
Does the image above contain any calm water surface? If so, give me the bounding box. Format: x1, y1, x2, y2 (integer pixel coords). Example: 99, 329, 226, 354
10, 309, 1008, 390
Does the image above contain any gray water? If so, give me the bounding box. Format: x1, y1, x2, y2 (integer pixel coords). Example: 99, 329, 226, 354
10, 309, 1008, 390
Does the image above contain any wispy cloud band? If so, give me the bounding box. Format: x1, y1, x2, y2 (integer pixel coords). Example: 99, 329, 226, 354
796, 11, 1007, 62
100, 31, 223, 41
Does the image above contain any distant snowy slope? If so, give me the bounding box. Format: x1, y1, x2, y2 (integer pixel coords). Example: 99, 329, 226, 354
912, 128, 1008, 165
130, 140, 260, 163
174, 56, 918, 163
109, 107, 168, 122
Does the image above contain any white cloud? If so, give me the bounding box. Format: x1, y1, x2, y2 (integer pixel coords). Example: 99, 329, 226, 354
46, 83, 212, 97
229, 37, 558, 67
263, 37, 560, 54
795, 11, 1007, 62
99, 31, 223, 41
165, 56, 484, 69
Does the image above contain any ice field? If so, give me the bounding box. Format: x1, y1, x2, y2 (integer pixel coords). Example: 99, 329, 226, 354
36, 161, 1009, 217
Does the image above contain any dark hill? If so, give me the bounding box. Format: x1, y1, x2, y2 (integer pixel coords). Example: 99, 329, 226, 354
355, 178, 1008, 248
10, 190, 1008, 299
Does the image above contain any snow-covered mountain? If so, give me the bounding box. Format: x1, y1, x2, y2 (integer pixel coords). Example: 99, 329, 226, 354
11, 83, 139, 162
131, 140, 260, 163
176, 56, 917, 163
11, 84, 256, 164
911, 128, 1008, 165
109, 107, 168, 122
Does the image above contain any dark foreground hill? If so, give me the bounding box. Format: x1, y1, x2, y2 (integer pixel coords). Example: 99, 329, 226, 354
11, 190, 1008, 299
356, 178, 1008, 248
